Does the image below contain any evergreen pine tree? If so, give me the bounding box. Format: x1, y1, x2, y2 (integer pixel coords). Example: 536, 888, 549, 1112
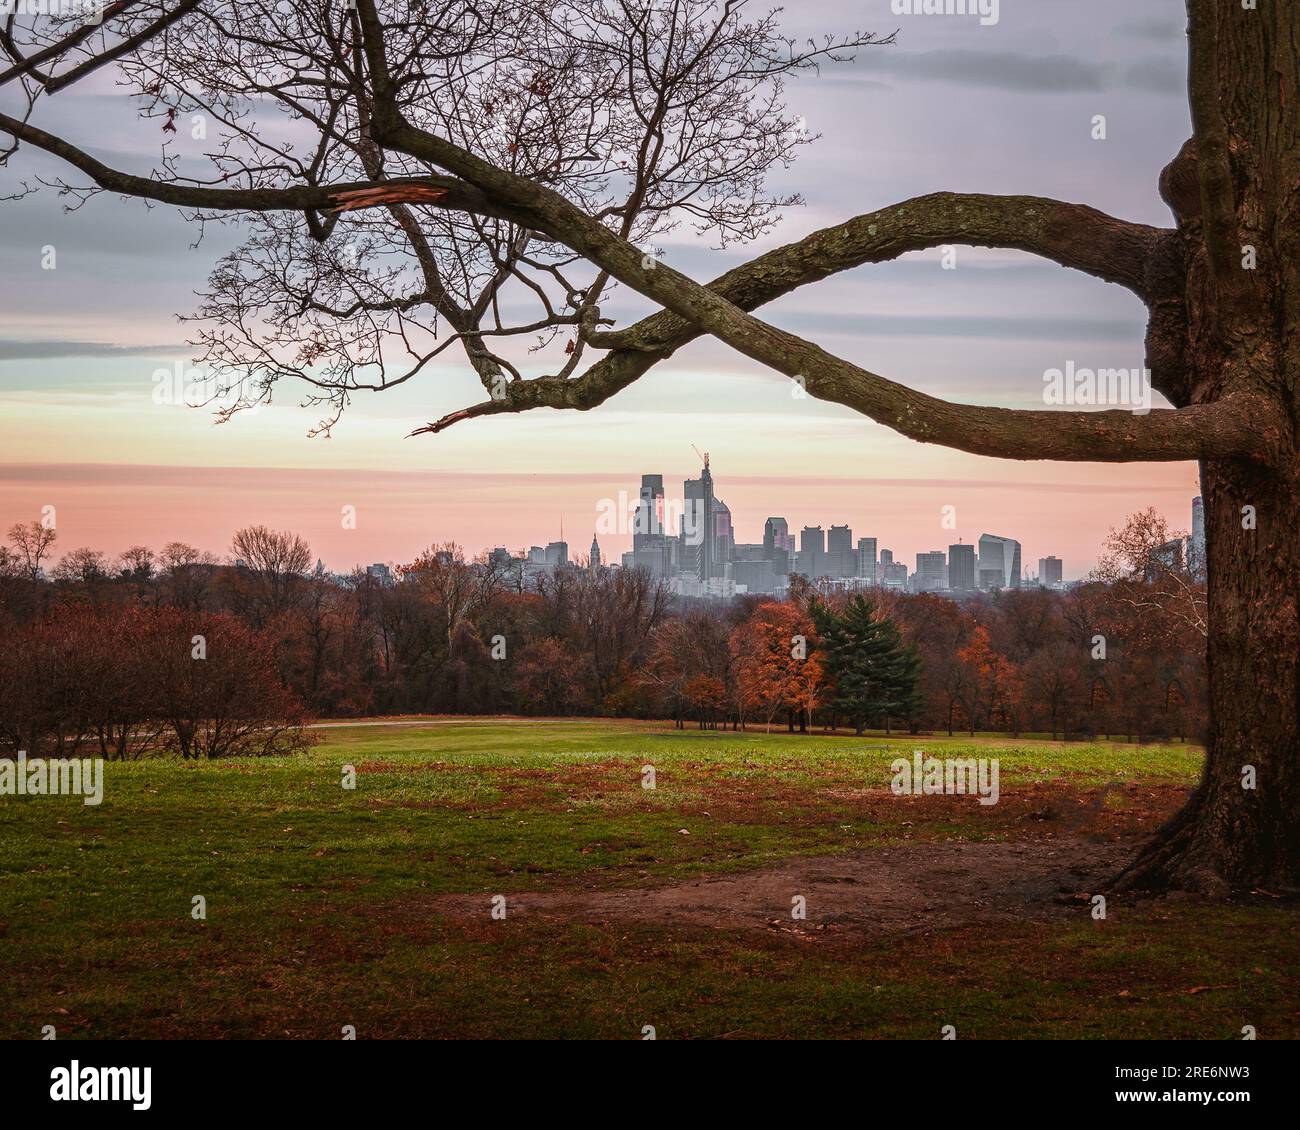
811, 596, 923, 734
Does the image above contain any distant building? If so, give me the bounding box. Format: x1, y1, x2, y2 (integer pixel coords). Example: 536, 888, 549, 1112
795, 525, 825, 579
631, 473, 672, 578
1038, 555, 1063, 587
663, 536, 682, 575
589, 535, 602, 570
1189, 495, 1206, 579
763, 517, 793, 575
948, 542, 976, 592
712, 496, 734, 576
486, 548, 524, 588
635, 474, 666, 539
669, 574, 736, 600
915, 550, 947, 592
873, 550, 906, 589
1149, 538, 1185, 578
827, 524, 854, 580
366, 562, 394, 585
545, 541, 568, 567
978, 534, 1022, 589
682, 454, 723, 581
800, 526, 825, 554
881, 560, 908, 589
764, 517, 793, 552
732, 557, 776, 595
857, 537, 878, 583
978, 567, 1004, 591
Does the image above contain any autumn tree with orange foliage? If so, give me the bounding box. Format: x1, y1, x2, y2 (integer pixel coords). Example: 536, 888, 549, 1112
683, 675, 728, 731
956, 626, 1023, 737
730, 602, 823, 733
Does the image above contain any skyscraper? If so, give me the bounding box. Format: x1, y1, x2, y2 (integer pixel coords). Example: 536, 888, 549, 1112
857, 537, 878, 583
682, 456, 716, 581
763, 517, 789, 552
915, 550, 947, 592
978, 533, 1022, 589
732, 558, 776, 594
632, 473, 671, 578
1189, 495, 1206, 579
764, 517, 793, 575
796, 525, 825, 578
590, 535, 602, 570
1038, 555, 1063, 587
712, 496, 734, 577
948, 542, 976, 591
876, 548, 907, 589
634, 474, 665, 543
827, 524, 853, 580
1148, 538, 1185, 578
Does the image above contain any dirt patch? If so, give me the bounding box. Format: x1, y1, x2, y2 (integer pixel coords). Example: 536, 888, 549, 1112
425, 834, 1137, 939
357, 762, 1188, 831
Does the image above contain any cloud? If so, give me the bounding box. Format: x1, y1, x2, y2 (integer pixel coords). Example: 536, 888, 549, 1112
1123, 56, 1184, 95
852, 48, 1108, 92
0, 340, 182, 360
842, 48, 1183, 96
1116, 16, 1184, 42
769, 312, 1145, 343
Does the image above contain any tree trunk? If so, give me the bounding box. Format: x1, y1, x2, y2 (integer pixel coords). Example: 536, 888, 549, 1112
1115, 459, 1300, 895
1113, 1, 1299, 892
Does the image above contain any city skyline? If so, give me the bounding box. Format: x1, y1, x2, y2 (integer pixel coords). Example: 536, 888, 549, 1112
615, 457, 1051, 597
2, 455, 1202, 590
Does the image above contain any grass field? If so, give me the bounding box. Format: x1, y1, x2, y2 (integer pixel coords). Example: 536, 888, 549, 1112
2, 719, 1296, 1039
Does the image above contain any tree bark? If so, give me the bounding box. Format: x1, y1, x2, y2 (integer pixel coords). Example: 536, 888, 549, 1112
1114, 460, 1300, 895
1112, 1, 1300, 896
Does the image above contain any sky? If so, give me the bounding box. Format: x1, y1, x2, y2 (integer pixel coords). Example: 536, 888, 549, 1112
0, 0, 1202, 579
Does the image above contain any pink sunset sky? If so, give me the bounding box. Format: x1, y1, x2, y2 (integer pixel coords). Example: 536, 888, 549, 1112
0, 1, 1201, 579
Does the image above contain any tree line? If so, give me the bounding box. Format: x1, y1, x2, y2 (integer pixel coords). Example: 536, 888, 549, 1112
0, 509, 1205, 757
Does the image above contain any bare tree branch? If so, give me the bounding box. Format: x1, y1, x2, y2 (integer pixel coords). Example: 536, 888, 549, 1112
2, 1, 1275, 464
355, 4, 1271, 463
410, 191, 1170, 434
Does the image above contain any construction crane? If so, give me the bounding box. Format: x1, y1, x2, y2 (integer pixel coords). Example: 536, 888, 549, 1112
691, 444, 709, 470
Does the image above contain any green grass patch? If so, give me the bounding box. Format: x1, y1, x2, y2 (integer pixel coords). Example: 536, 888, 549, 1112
5, 719, 1284, 1040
